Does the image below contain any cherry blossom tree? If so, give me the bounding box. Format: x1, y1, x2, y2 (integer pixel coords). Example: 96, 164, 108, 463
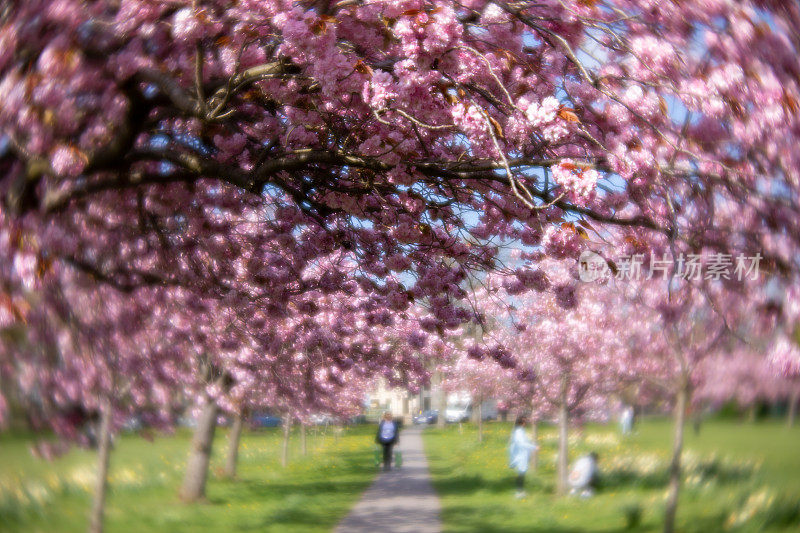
2, 2, 800, 533
770, 335, 800, 427
2, 0, 799, 336
769, 286, 800, 426
612, 268, 785, 533
0, 269, 198, 531
695, 350, 785, 421
476, 261, 641, 494
0, 243, 435, 525
441, 345, 513, 442
175, 270, 433, 498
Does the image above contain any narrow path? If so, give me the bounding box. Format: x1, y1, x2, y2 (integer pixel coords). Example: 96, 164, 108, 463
335, 426, 442, 533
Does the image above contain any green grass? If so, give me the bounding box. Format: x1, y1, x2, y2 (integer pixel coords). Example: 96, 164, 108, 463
4, 419, 797, 532
0, 424, 376, 532
423, 419, 800, 533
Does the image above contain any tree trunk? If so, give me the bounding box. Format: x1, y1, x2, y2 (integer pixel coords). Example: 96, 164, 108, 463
472, 396, 483, 442
223, 410, 244, 478
435, 372, 446, 429
557, 398, 569, 495
89, 398, 112, 533
180, 399, 218, 502
663, 384, 689, 533
746, 404, 757, 423
281, 414, 292, 467
477, 401, 483, 443
301, 423, 307, 455
531, 418, 539, 471
692, 413, 702, 436
787, 389, 798, 427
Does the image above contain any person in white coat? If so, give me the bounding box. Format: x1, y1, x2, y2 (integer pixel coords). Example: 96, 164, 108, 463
620, 405, 634, 435
508, 416, 538, 498
568, 452, 599, 498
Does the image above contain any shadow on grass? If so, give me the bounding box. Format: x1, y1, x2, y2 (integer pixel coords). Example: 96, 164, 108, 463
216, 476, 373, 503
441, 504, 749, 533
666, 512, 738, 533
234, 496, 350, 531
429, 461, 759, 501
189, 448, 377, 530
220, 473, 376, 531
596, 470, 669, 490
440, 504, 655, 533
428, 471, 558, 496
689, 458, 755, 484
429, 472, 502, 494
599, 458, 756, 491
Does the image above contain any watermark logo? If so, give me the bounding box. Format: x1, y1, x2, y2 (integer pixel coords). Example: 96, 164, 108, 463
579, 250, 610, 282
578, 252, 762, 282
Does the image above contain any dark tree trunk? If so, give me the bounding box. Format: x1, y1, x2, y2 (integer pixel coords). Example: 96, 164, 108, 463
436, 372, 446, 429
476, 397, 483, 443
664, 384, 689, 533
557, 397, 569, 495
692, 416, 702, 435
692, 407, 702, 436
531, 418, 539, 471
788, 389, 798, 427
281, 414, 292, 467
180, 400, 218, 502
746, 404, 757, 423
89, 398, 112, 533
223, 410, 244, 478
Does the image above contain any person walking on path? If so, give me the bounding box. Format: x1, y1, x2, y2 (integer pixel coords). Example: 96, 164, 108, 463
376, 411, 400, 471
508, 415, 538, 499
336, 426, 441, 533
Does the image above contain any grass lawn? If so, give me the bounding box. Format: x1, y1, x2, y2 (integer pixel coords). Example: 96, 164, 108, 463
423, 418, 800, 532
0, 424, 377, 532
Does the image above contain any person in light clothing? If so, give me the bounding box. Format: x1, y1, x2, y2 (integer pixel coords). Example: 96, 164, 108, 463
620, 405, 634, 435
508, 415, 538, 498
568, 452, 599, 498
375, 411, 399, 471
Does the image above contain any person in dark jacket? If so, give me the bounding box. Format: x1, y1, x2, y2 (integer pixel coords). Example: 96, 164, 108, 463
375, 411, 399, 471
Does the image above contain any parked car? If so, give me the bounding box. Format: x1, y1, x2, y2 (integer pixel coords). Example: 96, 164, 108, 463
445, 404, 471, 423
252, 413, 282, 427
309, 414, 336, 425
413, 410, 439, 425
445, 398, 498, 422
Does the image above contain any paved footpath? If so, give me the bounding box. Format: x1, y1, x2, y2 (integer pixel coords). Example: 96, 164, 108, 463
335, 426, 442, 533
